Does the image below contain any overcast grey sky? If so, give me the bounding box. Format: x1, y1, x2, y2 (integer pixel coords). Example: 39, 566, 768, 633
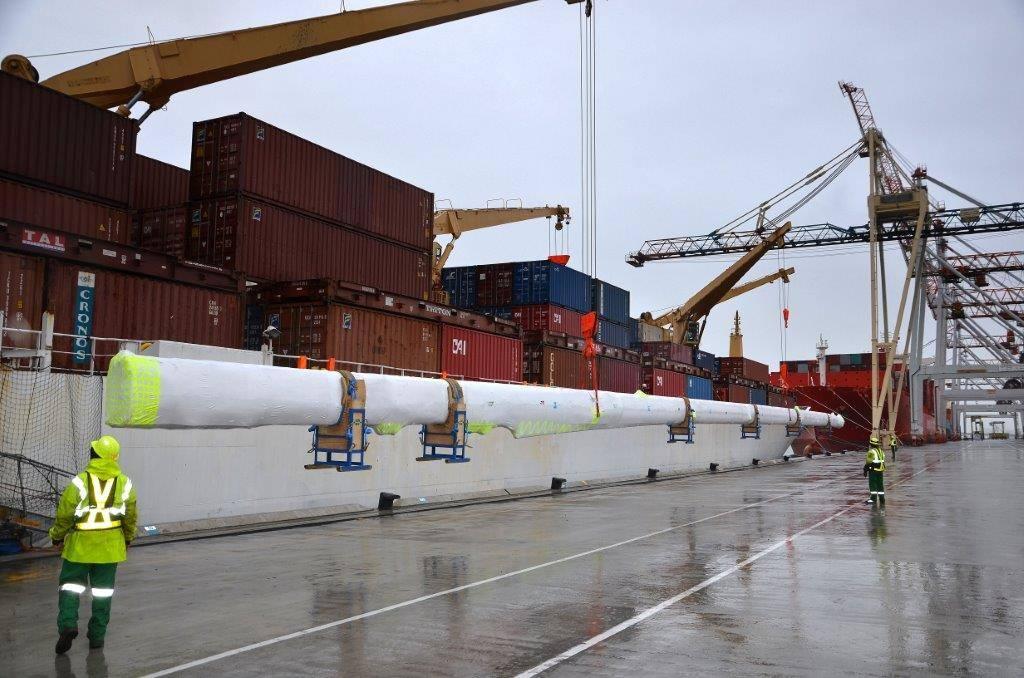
3, 0, 1022, 365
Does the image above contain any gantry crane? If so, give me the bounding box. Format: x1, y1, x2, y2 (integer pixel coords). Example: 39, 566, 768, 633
636, 223, 792, 346
432, 204, 570, 293
2, 0, 588, 121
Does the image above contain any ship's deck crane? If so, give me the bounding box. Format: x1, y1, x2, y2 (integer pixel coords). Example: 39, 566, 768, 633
2, 0, 588, 121
640, 267, 794, 345
432, 204, 570, 292
637, 223, 792, 346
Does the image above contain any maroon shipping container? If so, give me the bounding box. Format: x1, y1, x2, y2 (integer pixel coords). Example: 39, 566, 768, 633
190, 196, 429, 297
136, 205, 189, 258
1, 220, 240, 292
634, 341, 693, 365
717, 357, 770, 384
595, 355, 642, 394
0, 71, 136, 205
475, 263, 515, 306
264, 302, 439, 375
131, 154, 189, 210
189, 114, 432, 252
512, 304, 583, 337
768, 391, 784, 407
524, 343, 587, 389
44, 260, 243, 372
0, 250, 45, 349
441, 325, 522, 382
0, 177, 131, 243
641, 367, 686, 397
715, 383, 751, 404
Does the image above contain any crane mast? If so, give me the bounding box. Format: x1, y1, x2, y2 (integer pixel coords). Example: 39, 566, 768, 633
638, 223, 792, 346
3, 0, 587, 119
431, 205, 570, 295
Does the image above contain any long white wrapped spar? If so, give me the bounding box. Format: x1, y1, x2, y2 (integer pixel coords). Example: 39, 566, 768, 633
105, 351, 843, 437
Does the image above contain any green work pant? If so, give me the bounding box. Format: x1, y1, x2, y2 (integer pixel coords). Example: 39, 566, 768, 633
57, 559, 118, 640
868, 470, 885, 503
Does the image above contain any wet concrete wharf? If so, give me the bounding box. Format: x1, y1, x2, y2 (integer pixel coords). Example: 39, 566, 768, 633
3, 439, 1023, 676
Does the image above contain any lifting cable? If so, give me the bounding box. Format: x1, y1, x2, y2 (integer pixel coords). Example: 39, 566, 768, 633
578, 1, 597, 276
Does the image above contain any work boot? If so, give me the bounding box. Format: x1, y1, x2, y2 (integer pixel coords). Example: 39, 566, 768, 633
55, 628, 78, 654
88, 637, 104, 650
864, 498, 874, 505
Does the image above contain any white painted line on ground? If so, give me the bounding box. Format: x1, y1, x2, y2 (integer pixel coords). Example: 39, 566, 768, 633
514, 460, 940, 677
141, 471, 853, 677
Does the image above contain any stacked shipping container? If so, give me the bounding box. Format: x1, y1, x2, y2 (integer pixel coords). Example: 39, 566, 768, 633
189, 114, 433, 252
0, 74, 249, 374
248, 279, 522, 382
0, 72, 136, 205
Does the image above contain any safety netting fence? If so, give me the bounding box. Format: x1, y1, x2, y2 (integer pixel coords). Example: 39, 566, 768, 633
0, 366, 102, 522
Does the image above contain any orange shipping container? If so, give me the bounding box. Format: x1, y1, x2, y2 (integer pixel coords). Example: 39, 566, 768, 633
266, 302, 439, 376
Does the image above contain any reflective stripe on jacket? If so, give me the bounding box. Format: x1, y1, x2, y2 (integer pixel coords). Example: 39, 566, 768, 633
49, 458, 138, 564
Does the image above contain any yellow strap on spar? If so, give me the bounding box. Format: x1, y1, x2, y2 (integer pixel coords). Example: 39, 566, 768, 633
73, 472, 130, 531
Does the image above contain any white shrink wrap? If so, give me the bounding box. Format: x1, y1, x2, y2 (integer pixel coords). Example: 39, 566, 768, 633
104, 352, 844, 437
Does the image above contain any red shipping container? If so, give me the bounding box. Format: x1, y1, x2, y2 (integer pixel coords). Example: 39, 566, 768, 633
0, 71, 136, 205
136, 205, 189, 258
642, 367, 686, 397
0, 177, 131, 243
635, 341, 693, 365
263, 302, 439, 375
441, 325, 522, 382
512, 304, 584, 337
717, 383, 750, 403
0, 250, 45, 348
190, 196, 429, 297
595, 356, 642, 394
44, 260, 242, 372
131, 154, 189, 210
524, 344, 587, 388
189, 114, 431, 252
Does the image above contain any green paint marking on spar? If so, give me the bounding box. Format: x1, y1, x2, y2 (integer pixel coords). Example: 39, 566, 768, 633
104, 351, 161, 427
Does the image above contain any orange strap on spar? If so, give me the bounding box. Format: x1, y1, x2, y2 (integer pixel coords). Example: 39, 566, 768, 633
580, 311, 600, 418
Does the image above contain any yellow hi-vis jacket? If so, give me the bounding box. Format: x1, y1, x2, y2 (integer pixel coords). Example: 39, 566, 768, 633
866, 445, 886, 473
49, 458, 138, 564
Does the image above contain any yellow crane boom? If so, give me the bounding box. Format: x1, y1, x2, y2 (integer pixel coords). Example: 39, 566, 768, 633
639, 222, 793, 345
719, 266, 794, 304
3, 0, 586, 117
432, 205, 569, 290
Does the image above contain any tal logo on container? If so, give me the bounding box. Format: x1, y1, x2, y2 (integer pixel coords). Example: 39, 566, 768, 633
22, 228, 66, 252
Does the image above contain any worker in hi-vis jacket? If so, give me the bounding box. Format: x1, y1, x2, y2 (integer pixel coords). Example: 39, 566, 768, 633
863, 435, 886, 507
49, 436, 137, 654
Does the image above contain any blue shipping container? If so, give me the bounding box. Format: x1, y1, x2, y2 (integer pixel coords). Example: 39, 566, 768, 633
687, 375, 713, 401
442, 268, 459, 304
628, 317, 639, 346
749, 388, 767, 406
457, 266, 478, 308
512, 261, 533, 305
694, 349, 717, 374
592, 279, 630, 325
596, 318, 630, 349
525, 261, 592, 313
